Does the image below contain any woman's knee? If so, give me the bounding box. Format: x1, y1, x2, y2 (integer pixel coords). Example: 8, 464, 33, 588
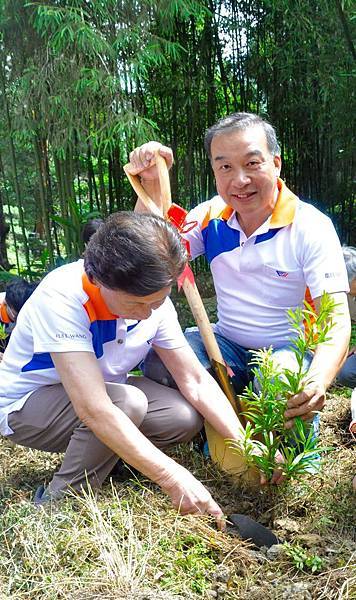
106, 383, 148, 427
174, 402, 204, 442
154, 400, 204, 446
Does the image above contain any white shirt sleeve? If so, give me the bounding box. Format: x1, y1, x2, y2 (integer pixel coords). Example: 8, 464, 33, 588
151, 298, 188, 349
296, 210, 349, 298
29, 286, 94, 354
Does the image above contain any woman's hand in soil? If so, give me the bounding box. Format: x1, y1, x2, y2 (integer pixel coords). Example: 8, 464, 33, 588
159, 465, 225, 530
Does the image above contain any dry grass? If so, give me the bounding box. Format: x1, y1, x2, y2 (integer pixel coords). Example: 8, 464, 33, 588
0, 386, 355, 600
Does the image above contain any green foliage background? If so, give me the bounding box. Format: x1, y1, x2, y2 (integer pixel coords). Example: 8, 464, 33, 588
0, 0, 354, 277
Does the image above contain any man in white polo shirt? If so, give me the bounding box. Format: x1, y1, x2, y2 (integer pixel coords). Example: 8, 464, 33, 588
0, 211, 244, 521
129, 112, 351, 433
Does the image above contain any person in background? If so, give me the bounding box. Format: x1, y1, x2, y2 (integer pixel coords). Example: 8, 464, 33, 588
81, 218, 104, 246
335, 246, 356, 491
336, 246, 356, 389
0, 277, 38, 359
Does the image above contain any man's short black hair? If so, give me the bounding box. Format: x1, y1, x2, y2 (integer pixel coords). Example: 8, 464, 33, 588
84, 212, 187, 296
5, 278, 38, 314
204, 112, 281, 160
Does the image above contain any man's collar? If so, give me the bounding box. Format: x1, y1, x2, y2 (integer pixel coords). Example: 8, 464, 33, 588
269, 178, 297, 229
82, 274, 118, 320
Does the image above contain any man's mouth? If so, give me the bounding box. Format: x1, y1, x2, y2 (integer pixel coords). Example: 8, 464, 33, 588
232, 191, 256, 200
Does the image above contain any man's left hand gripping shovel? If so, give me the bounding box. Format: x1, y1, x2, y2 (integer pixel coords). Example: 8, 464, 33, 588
124, 154, 259, 483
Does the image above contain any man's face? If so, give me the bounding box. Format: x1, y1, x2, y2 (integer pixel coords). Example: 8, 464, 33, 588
210, 125, 281, 219
98, 285, 172, 320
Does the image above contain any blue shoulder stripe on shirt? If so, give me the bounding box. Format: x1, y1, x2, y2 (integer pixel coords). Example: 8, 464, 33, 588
90, 320, 117, 358
202, 219, 241, 263
254, 228, 282, 244
22, 352, 54, 372
21, 319, 117, 373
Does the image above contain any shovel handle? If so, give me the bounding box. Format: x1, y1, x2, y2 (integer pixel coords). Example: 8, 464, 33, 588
155, 151, 172, 214
181, 278, 224, 364
123, 163, 162, 216
123, 149, 252, 477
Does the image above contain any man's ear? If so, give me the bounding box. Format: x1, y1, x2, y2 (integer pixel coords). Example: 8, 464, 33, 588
274, 155, 282, 176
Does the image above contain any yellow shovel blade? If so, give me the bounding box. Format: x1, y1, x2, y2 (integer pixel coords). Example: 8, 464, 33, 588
204, 421, 260, 484
207, 360, 259, 483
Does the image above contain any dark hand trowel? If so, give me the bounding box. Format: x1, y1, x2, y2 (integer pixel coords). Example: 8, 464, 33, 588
227, 514, 279, 548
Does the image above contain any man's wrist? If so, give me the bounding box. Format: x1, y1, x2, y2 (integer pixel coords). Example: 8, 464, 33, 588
154, 461, 187, 491
303, 373, 328, 393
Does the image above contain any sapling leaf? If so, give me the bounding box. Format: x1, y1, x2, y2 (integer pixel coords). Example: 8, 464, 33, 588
228, 292, 338, 483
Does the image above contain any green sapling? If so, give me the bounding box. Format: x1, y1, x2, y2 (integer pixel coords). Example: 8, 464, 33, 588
229, 292, 337, 482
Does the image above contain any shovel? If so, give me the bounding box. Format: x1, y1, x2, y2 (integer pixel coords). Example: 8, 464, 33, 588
124, 155, 259, 483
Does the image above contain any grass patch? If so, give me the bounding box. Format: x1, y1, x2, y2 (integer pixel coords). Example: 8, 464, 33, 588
0, 388, 355, 599
0, 275, 355, 598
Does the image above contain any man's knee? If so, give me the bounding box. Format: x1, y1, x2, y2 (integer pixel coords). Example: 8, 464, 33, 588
173, 402, 204, 443
337, 355, 356, 388
271, 347, 313, 374
139, 387, 204, 447
184, 327, 211, 370
106, 382, 148, 427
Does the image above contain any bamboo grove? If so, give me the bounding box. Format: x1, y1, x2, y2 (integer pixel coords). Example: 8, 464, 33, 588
0, 0, 354, 277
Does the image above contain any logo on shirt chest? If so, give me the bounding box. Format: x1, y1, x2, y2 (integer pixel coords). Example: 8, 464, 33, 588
275, 270, 289, 278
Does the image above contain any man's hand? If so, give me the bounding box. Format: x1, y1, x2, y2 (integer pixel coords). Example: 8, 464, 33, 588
128, 142, 173, 181
159, 465, 225, 530
284, 383, 326, 429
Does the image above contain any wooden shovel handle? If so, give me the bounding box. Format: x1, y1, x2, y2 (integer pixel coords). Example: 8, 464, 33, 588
155, 151, 172, 214
181, 278, 226, 365
123, 150, 254, 477
123, 163, 162, 216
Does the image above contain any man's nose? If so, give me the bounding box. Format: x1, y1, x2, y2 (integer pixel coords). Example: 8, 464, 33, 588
230, 169, 251, 187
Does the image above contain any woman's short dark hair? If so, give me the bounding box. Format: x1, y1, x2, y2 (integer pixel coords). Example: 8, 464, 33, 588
204, 112, 281, 160
84, 212, 187, 296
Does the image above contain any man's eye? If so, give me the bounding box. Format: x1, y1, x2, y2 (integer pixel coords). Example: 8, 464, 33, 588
220, 164, 231, 171
247, 160, 260, 167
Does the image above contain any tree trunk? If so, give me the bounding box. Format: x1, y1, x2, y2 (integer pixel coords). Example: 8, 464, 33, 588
0, 63, 32, 276
0, 153, 20, 273
33, 134, 54, 266
0, 184, 10, 270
